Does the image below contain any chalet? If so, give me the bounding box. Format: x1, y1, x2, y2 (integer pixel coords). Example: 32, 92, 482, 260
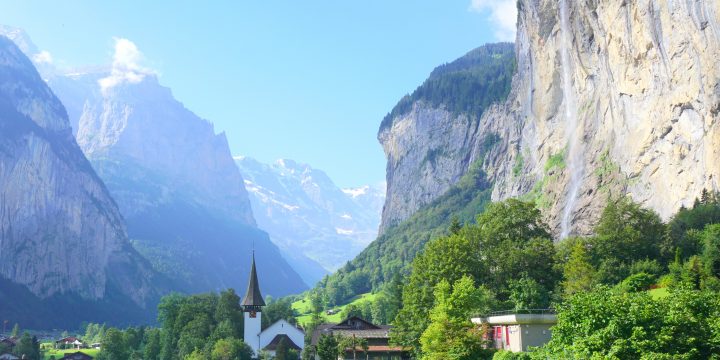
58, 351, 93, 360
55, 337, 84, 350
471, 310, 557, 352
0, 353, 19, 360
311, 317, 411, 360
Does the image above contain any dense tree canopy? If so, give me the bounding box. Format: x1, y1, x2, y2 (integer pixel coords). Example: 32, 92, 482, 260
392, 199, 557, 353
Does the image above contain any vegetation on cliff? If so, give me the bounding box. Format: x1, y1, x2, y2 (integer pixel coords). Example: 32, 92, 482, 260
380, 42, 516, 131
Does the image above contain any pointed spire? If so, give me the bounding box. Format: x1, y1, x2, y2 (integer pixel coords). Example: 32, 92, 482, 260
241, 252, 265, 308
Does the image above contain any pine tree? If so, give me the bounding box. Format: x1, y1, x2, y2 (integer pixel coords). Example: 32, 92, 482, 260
562, 242, 597, 296
701, 188, 710, 204
10, 324, 19, 337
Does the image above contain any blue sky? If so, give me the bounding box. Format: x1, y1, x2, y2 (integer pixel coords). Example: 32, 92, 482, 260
0, 0, 515, 188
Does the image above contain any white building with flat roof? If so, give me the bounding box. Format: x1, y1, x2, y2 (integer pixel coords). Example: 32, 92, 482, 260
471, 311, 556, 352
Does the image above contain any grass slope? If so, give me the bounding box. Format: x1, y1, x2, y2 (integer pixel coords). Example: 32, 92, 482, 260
42, 347, 99, 360
292, 293, 378, 326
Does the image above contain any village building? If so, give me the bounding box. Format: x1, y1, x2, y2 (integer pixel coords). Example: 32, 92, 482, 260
241, 254, 305, 358
0, 337, 16, 351
58, 351, 93, 360
471, 310, 557, 353
54, 337, 84, 350
0, 353, 19, 360
311, 316, 411, 360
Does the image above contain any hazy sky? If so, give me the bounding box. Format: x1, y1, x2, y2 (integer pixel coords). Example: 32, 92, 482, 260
0, 0, 516, 188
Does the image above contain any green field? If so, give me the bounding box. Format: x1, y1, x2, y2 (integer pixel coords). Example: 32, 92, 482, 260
292, 292, 378, 326
648, 287, 669, 299
41, 345, 99, 360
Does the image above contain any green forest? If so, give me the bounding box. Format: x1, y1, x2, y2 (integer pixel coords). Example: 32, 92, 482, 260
9, 192, 720, 360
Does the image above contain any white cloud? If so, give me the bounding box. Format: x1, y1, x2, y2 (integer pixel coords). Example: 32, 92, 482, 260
469, 0, 517, 41
98, 38, 154, 93
32, 50, 53, 64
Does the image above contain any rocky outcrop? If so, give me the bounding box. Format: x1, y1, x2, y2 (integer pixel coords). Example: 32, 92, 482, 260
379, 103, 495, 231
494, 0, 720, 236
379, 0, 720, 237
236, 156, 384, 281
70, 76, 255, 225
50, 71, 306, 297
0, 36, 159, 306
377, 43, 516, 233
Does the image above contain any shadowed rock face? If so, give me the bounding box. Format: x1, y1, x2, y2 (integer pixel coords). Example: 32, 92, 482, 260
379, 0, 720, 237
50, 69, 306, 297
0, 35, 159, 306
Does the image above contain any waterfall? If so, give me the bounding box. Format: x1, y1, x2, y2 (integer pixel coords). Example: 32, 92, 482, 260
559, 0, 583, 239
702, 0, 720, 42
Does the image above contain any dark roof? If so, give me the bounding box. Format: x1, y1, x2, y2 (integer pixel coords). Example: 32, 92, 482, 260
311, 317, 393, 345
241, 254, 265, 307
333, 316, 381, 330
263, 334, 301, 351
59, 352, 93, 360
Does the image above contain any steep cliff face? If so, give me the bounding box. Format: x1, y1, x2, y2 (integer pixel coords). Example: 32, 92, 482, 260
0, 36, 159, 308
492, 0, 720, 236
50, 72, 306, 297
378, 43, 516, 232
380, 0, 720, 237
72, 76, 255, 225
236, 156, 384, 285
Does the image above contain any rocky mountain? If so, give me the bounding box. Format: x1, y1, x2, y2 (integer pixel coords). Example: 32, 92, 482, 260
235, 156, 384, 285
0, 35, 166, 328
381, 0, 720, 237
44, 42, 307, 297
378, 42, 516, 233
320, 0, 720, 300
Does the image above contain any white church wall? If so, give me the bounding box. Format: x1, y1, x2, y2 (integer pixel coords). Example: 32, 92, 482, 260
259, 319, 305, 351
244, 311, 262, 356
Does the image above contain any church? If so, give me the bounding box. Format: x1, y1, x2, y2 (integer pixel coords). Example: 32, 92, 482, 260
241, 254, 305, 358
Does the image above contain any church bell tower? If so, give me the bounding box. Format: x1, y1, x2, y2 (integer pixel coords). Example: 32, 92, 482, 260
241, 253, 265, 356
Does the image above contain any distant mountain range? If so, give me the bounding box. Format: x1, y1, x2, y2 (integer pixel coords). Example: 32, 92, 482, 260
236, 156, 384, 285
0, 25, 386, 329
0, 27, 314, 329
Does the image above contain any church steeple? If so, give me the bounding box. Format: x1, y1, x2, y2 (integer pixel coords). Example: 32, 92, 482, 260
241, 253, 265, 310
242, 252, 264, 357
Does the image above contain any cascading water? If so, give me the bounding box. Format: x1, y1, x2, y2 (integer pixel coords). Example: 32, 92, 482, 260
559, 0, 584, 239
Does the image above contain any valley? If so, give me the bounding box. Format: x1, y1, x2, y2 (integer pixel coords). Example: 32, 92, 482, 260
1, 0, 720, 359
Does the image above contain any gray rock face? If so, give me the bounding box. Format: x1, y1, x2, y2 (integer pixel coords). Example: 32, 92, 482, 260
379, 0, 720, 237
67, 76, 255, 225
379, 102, 493, 232
50, 71, 306, 297
236, 157, 384, 277
0, 36, 157, 305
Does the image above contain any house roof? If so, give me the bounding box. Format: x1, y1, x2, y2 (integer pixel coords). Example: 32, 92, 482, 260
59, 351, 93, 360
263, 334, 301, 351
0, 338, 15, 346
311, 317, 394, 345
333, 316, 381, 330
241, 254, 265, 307
56, 337, 82, 343
343, 346, 409, 352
